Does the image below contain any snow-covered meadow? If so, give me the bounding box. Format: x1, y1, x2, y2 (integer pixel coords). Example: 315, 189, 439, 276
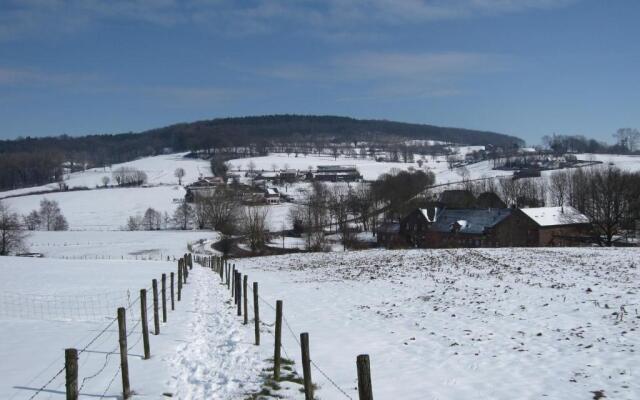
235, 247, 639, 400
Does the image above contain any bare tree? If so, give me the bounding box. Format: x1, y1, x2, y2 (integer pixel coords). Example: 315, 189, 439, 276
570, 166, 631, 245
174, 168, 186, 185
112, 167, 147, 186
242, 207, 270, 252
141, 208, 162, 230
37, 198, 68, 231
23, 210, 41, 231
173, 200, 194, 230
0, 201, 27, 255
613, 128, 640, 152
196, 189, 242, 234
101, 176, 110, 187
549, 170, 570, 206
126, 215, 142, 231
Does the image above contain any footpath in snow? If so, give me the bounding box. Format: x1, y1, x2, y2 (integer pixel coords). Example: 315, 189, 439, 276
167, 264, 264, 399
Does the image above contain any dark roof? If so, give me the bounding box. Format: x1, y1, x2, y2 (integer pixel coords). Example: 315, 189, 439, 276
438, 190, 476, 208
476, 192, 506, 209
430, 208, 512, 235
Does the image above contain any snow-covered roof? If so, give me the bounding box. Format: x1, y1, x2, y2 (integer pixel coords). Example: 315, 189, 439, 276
419, 208, 436, 222
519, 206, 589, 227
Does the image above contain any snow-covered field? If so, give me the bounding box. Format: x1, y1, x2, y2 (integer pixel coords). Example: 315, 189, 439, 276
2, 240, 638, 399
0, 255, 263, 400
235, 247, 639, 400
23, 230, 216, 261
3, 185, 186, 230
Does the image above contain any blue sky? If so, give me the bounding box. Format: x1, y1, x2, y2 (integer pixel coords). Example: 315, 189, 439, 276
0, 0, 638, 145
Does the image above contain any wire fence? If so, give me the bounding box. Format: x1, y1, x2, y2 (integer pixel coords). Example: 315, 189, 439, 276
16, 260, 176, 400
249, 285, 355, 400
0, 290, 132, 321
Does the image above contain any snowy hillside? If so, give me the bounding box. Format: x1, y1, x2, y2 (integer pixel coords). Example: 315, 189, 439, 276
226, 150, 505, 183
0, 152, 210, 199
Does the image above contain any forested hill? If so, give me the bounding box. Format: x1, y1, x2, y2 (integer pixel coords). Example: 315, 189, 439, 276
0, 114, 523, 190
146, 115, 523, 148
1, 115, 523, 158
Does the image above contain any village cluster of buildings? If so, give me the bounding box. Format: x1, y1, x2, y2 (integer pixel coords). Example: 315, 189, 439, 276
183, 165, 362, 205
245, 165, 362, 183
378, 190, 592, 248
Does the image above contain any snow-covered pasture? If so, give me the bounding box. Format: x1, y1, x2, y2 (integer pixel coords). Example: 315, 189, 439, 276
0, 250, 262, 399
3, 185, 186, 230
23, 230, 215, 261
0, 257, 177, 399
236, 247, 639, 400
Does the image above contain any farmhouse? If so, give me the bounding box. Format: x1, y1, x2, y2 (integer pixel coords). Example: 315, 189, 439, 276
184, 176, 224, 202
376, 222, 401, 247
397, 205, 591, 248
264, 187, 280, 205
313, 165, 362, 182
420, 208, 523, 248
516, 206, 591, 246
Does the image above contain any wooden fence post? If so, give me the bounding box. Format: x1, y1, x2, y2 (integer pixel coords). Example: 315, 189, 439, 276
300, 333, 313, 400
236, 272, 242, 317
231, 266, 236, 299
117, 307, 131, 399
161, 273, 167, 323
183, 261, 188, 283
274, 300, 283, 380
356, 354, 373, 400
170, 272, 175, 310
243, 275, 248, 325
178, 264, 182, 301
219, 258, 223, 280
140, 289, 150, 359
253, 282, 260, 345
65, 348, 78, 400
152, 279, 160, 335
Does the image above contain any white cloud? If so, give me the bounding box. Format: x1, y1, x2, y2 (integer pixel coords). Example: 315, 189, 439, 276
0, 0, 580, 41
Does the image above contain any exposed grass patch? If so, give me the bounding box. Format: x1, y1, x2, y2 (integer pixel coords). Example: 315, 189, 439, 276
245, 358, 317, 399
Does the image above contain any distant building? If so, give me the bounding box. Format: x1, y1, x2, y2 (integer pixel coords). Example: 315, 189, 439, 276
376, 222, 401, 247
396, 205, 591, 248
421, 208, 520, 248
516, 206, 591, 246
399, 207, 438, 247
313, 165, 362, 182
185, 176, 224, 202
264, 187, 280, 205
279, 169, 300, 182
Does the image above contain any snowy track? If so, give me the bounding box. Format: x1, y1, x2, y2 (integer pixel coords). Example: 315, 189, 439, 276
168, 266, 264, 399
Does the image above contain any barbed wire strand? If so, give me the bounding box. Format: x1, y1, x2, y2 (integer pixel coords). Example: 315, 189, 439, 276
245, 277, 354, 399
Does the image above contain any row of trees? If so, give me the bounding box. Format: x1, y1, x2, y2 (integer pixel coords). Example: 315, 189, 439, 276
112, 167, 148, 187
286, 169, 436, 251
462, 165, 640, 246
125, 200, 194, 231
547, 166, 640, 245
542, 130, 640, 156
23, 199, 69, 231
0, 198, 69, 255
